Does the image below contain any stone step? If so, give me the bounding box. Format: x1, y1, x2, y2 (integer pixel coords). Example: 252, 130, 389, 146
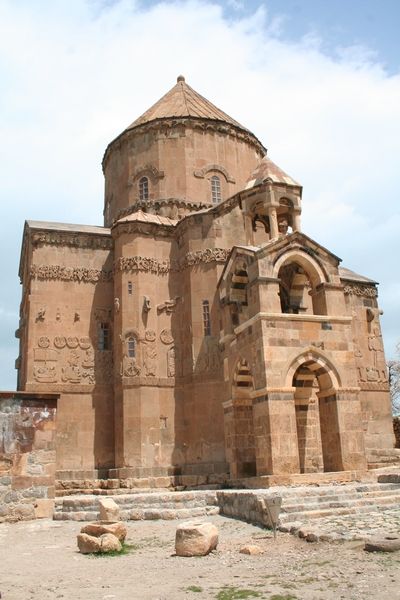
55, 487, 171, 498
279, 503, 387, 524
281, 493, 400, 515
280, 486, 400, 508
54, 490, 219, 521
54, 505, 220, 522
278, 481, 400, 498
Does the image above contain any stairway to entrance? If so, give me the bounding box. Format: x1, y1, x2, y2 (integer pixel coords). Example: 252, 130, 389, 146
54, 475, 400, 525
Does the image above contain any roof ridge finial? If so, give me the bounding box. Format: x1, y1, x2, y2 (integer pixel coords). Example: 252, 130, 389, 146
177, 75, 185, 83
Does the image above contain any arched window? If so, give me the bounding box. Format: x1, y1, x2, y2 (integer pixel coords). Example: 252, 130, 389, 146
139, 176, 149, 201
211, 175, 222, 205
202, 300, 211, 336
127, 336, 136, 358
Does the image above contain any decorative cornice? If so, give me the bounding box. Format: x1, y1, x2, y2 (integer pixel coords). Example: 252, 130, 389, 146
30, 264, 113, 283
31, 231, 113, 250
117, 256, 171, 275
182, 247, 230, 269
116, 247, 231, 274
343, 284, 377, 298
102, 117, 266, 172
114, 198, 210, 224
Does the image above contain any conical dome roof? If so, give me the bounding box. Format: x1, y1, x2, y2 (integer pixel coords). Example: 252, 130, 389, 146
245, 156, 300, 189
125, 75, 250, 133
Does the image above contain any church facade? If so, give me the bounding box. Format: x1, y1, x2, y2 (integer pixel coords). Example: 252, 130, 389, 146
16, 76, 396, 488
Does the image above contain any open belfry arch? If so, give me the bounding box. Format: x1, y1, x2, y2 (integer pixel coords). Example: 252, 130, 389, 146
15, 76, 398, 492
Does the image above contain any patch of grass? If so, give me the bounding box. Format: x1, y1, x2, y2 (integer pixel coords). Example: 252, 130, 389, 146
215, 587, 262, 599
88, 542, 138, 558
186, 586, 203, 593
276, 582, 297, 590
269, 595, 298, 600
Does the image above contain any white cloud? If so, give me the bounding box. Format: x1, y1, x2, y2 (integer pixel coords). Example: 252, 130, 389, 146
0, 0, 399, 387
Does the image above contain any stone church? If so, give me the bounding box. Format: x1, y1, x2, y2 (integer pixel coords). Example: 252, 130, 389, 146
16, 76, 396, 489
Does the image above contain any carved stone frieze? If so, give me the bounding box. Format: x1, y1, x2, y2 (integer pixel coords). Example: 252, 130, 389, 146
31, 231, 113, 250
32, 337, 112, 386
116, 256, 171, 275
30, 264, 113, 283
179, 247, 230, 269
115, 248, 231, 275
343, 284, 377, 298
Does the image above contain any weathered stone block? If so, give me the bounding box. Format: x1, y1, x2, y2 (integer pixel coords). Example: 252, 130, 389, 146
175, 521, 218, 557
99, 497, 120, 522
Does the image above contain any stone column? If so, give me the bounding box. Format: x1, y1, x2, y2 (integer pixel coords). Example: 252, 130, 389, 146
252, 390, 300, 476
268, 207, 279, 240
335, 389, 367, 471
292, 210, 301, 232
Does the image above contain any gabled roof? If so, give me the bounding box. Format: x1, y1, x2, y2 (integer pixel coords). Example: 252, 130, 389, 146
126, 76, 249, 132
245, 156, 300, 189
339, 267, 377, 285
115, 210, 177, 227
25, 220, 110, 236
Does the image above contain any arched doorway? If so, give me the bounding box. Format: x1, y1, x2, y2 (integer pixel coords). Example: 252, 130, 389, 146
292, 359, 343, 473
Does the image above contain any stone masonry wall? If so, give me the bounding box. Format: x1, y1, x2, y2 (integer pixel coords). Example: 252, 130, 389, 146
216, 490, 281, 528
394, 417, 400, 448
0, 393, 57, 522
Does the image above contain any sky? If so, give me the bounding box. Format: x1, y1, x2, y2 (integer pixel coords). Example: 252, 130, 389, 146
1, 0, 400, 388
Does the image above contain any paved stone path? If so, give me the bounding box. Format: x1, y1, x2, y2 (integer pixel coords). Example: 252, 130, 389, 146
281, 506, 400, 542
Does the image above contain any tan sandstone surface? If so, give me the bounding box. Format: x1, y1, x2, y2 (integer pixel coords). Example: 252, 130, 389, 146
1, 515, 399, 600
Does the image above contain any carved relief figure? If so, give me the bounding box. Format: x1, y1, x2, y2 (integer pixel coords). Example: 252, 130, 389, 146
114, 298, 120, 313
368, 327, 385, 368
157, 297, 180, 314
120, 354, 141, 377
145, 330, 156, 342
160, 329, 174, 345
38, 336, 50, 348
143, 344, 157, 377
82, 346, 94, 368
143, 296, 151, 312
167, 346, 175, 378
62, 351, 81, 383
36, 307, 46, 322
54, 336, 66, 349
33, 364, 57, 383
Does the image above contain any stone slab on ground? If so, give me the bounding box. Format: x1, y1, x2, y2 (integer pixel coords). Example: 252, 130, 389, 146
280, 506, 400, 543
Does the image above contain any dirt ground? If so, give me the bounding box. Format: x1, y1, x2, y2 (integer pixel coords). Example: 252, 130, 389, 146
1, 515, 399, 600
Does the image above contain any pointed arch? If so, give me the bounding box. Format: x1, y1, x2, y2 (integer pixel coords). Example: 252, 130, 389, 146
273, 249, 328, 288
285, 348, 342, 391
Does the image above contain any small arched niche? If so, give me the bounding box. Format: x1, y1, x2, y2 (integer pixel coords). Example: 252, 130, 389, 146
276, 253, 327, 316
